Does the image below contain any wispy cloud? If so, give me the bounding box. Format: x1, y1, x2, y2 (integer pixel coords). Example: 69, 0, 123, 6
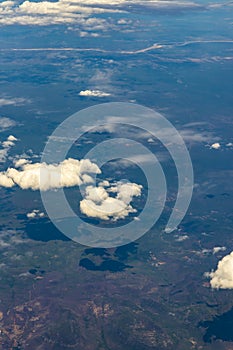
0, 117, 16, 131
0, 97, 29, 106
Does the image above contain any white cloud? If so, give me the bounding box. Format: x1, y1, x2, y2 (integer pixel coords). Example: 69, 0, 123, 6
79, 89, 111, 97
210, 142, 221, 149
0, 117, 16, 131
175, 235, 189, 242
0, 229, 30, 250
0, 157, 101, 190
0, 0, 201, 26
79, 31, 100, 37
105, 152, 167, 170
180, 129, 218, 143
80, 181, 142, 221
109, 182, 142, 203
0, 0, 123, 26
84, 185, 109, 203
98, 180, 110, 187
212, 246, 226, 255
0, 97, 28, 106
0, 173, 14, 187
27, 209, 45, 218
14, 158, 30, 167
7, 135, 17, 142
206, 251, 233, 289
0, 134, 18, 163
82, 117, 218, 146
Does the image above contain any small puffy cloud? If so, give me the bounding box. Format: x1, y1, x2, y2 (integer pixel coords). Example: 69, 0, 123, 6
175, 235, 189, 242
7, 135, 17, 142
0, 158, 101, 190
109, 182, 142, 203
210, 142, 221, 149
79, 31, 100, 37
0, 134, 18, 163
27, 209, 45, 218
26, 211, 37, 218
80, 182, 142, 221
80, 196, 134, 220
14, 158, 30, 167
206, 251, 233, 289
212, 246, 226, 255
79, 89, 111, 97
117, 18, 132, 25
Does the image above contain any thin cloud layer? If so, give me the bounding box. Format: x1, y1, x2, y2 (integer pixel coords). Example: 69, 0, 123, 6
0, 158, 101, 190
80, 182, 142, 220
0, 117, 16, 131
0, 0, 122, 25
0, 97, 28, 106
206, 251, 233, 289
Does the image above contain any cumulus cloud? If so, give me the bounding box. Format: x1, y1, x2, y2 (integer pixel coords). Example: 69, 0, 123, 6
210, 142, 221, 149
80, 181, 142, 220
0, 157, 101, 190
7, 135, 17, 142
212, 246, 226, 255
0, 132, 144, 222
206, 251, 233, 289
79, 89, 111, 97
27, 209, 45, 218
0, 153, 143, 221
0, 134, 18, 163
